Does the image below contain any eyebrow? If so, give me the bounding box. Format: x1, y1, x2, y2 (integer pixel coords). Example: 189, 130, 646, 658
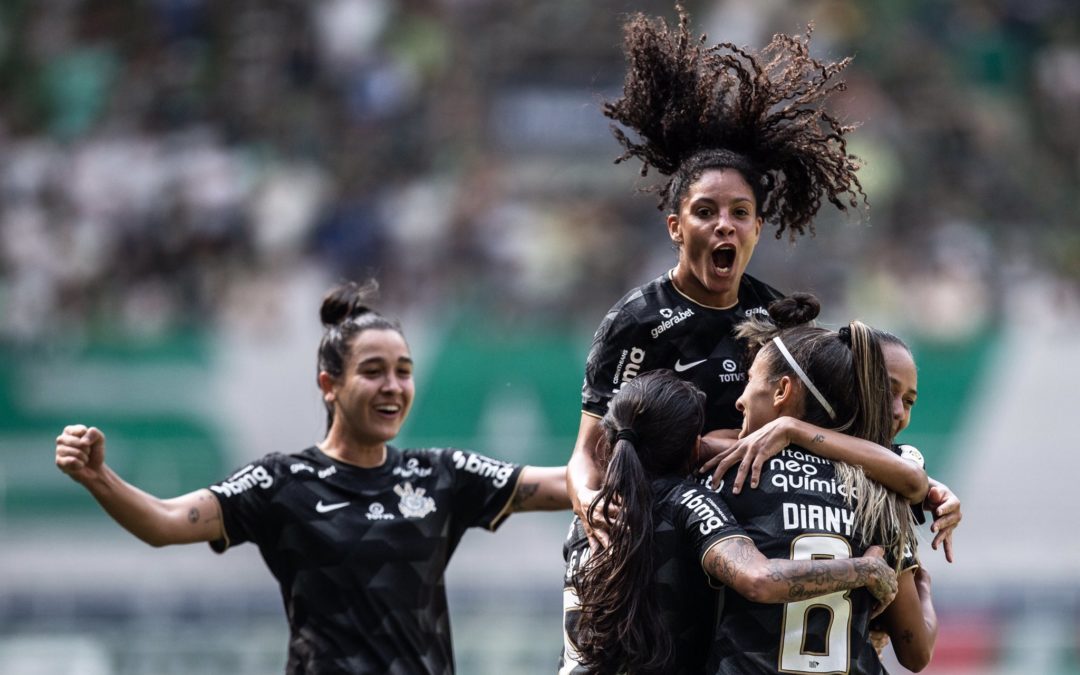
357, 355, 414, 367
890, 376, 917, 397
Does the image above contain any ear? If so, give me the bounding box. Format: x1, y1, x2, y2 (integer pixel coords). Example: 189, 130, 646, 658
773, 375, 798, 410
317, 371, 337, 403
666, 213, 683, 245
691, 435, 703, 466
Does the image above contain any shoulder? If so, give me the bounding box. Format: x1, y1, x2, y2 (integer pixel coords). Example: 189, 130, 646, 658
740, 274, 785, 304
209, 451, 297, 499
892, 443, 926, 469
419, 447, 520, 488
596, 275, 670, 331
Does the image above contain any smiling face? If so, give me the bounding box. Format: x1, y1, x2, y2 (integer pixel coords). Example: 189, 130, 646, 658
882, 341, 917, 439
667, 168, 763, 308
734, 352, 786, 436
324, 328, 415, 449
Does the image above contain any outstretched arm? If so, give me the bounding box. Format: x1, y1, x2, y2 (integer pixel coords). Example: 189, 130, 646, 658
510, 466, 571, 512
702, 416, 928, 503
702, 537, 898, 607
56, 424, 224, 547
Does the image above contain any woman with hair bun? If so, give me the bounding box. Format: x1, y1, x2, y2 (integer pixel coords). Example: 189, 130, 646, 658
560, 369, 899, 675
696, 296, 938, 673
55, 279, 570, 675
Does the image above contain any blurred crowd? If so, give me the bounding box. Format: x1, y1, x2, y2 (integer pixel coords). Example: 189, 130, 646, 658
0, 0, 1077, 344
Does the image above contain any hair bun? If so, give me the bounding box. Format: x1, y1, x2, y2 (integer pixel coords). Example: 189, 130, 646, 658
320, 279, 380, 327
767, 293, 821, 329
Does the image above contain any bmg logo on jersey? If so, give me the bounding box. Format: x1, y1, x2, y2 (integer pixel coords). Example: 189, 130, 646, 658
210, 464, 273, 497
451, 450, 515, 488
679, 488, 728, 535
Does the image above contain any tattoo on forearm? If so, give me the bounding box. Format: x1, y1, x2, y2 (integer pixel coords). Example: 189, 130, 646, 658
812, 433, 825, 444
706, 538, 899, 605
511, 482, 539, 511
188, 507, 200, 524
902, 630, 914, 645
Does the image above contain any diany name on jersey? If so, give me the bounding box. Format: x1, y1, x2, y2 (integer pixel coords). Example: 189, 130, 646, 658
782, 502, 855, 537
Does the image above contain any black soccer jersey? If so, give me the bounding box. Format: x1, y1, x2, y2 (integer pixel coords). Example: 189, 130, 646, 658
582, 271, 783, 432
559, 476, 746, 675
208, 445, 523, 675
706, 446, 888, 675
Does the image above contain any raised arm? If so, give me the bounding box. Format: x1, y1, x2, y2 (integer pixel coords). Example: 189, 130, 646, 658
510, 466, 571, 512
567, 414, 608, 537
55, 424, 224, 547
702, 537, 897, 607
702, 416, 928, 503
876, 566, 938, 671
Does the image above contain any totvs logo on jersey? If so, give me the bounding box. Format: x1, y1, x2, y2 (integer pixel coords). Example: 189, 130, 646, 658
451, 450, 515, 488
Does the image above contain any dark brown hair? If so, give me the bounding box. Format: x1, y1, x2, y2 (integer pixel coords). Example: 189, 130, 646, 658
571, 370, 705, 675
317, 280, 404, 430
605, 3, 866, 239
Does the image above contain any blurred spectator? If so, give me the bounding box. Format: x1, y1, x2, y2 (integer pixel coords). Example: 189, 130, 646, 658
0, 0, 1077, 344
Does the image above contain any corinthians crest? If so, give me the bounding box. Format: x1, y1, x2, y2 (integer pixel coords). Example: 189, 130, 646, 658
394, 482, 437, 519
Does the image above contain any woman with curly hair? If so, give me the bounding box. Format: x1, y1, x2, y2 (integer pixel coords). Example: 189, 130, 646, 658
568, 2, 953, 551
562, 5, 958, 670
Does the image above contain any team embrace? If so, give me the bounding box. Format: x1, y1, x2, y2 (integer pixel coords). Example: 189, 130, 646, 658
55, 4, 961, 674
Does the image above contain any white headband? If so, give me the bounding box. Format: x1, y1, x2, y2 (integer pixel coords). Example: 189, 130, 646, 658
771, 336, 836, 421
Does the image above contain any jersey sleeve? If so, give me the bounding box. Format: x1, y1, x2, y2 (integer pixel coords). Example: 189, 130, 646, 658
206, 455, 284, 553
670, 483, 748, 566
442, 449, 524, 532
891, 443, 928, 525
581, 303, 657, 418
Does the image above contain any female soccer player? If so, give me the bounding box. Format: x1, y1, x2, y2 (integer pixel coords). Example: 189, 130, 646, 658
569, 3, 950, 549
55, 280, 570, 675
560, 369, 899, 675
699, 295, 936, 673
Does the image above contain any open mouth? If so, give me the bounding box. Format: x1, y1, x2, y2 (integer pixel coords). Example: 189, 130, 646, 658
374, 403, 402, 416
712, 246, 736, 273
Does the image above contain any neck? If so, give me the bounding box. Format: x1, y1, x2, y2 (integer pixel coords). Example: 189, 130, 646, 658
669, 268, 740, 309
318, 427, 388, 468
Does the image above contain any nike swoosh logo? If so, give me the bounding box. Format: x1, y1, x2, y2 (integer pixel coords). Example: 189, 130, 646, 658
315, 500, 350, 513
673, 358, 707, 372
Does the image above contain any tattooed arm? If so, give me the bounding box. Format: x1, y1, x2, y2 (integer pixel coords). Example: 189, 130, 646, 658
56, 424, 224, 546
510, 466, 572, 512
702, 537, 898, 606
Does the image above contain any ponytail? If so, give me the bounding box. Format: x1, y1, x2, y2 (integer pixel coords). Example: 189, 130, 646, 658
571, 370, 704, 674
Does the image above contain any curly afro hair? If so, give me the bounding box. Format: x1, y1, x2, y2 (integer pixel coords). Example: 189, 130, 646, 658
604, 3, 867, 240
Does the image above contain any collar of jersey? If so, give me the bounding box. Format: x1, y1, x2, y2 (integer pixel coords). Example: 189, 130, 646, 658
666, 269, 741, 311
